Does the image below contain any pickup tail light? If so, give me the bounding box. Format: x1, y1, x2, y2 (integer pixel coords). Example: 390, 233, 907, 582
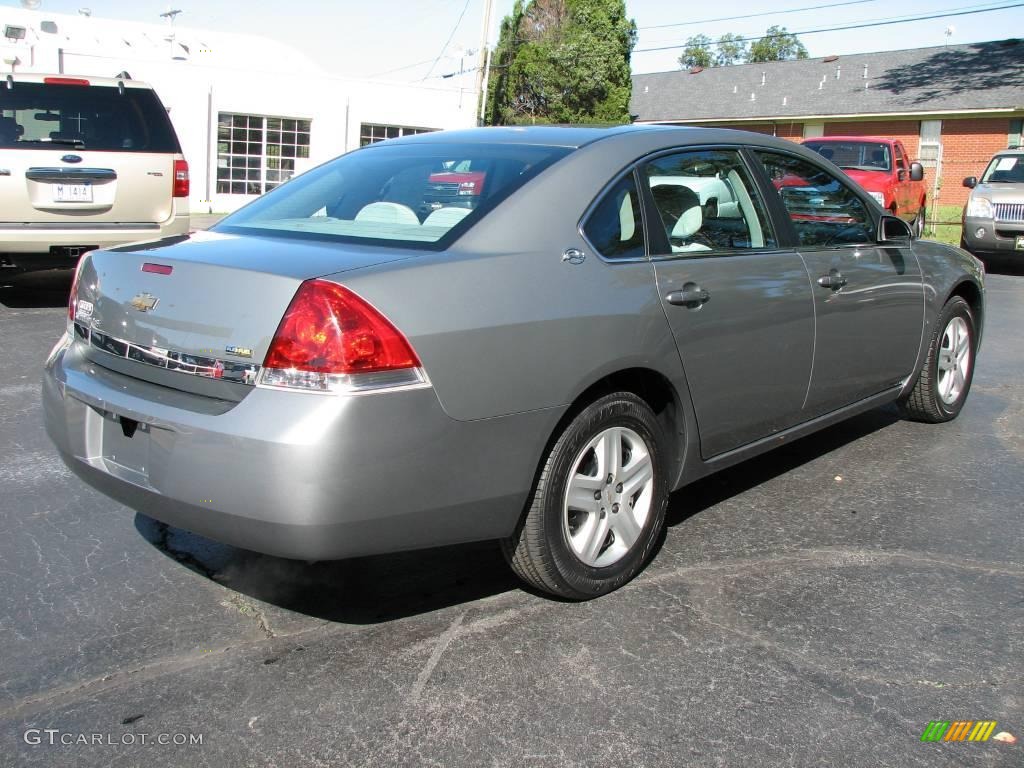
173, 158, 190, 198
259, 280, 426, 393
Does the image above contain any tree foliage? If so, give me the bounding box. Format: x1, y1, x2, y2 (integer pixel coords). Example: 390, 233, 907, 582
747, 25, 808, 62
714, 33, 747, 66
678, 34, 712, 69
485, 0, 637, 125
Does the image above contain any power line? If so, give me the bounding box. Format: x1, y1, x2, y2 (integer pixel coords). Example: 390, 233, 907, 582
635, 2, 1024, 53
639, 0, 880, 31
368, 57, 440, 78
421, 0, 472, 82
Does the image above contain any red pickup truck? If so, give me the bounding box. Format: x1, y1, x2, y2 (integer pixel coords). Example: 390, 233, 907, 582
802, 136, 928, 237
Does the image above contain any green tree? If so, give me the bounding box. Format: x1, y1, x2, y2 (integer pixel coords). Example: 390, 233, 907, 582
714, 33, 747, 66
677, 34, 712, 69
747, 25, 808, 62
485, 0, 637, 125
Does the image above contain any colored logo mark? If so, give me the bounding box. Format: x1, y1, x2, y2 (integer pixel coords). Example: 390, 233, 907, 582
920, 720, 998, 742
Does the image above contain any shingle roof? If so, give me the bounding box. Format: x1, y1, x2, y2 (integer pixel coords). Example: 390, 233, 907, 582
630, 39, 1024, 122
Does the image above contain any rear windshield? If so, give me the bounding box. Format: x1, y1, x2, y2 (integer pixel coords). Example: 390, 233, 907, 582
0, 82, 180, 152
804, 141, 891, 172
214, 141, 572, 249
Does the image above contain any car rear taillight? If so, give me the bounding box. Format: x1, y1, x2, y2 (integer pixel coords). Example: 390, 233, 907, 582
67, 252, 92, 332
173, 158, 189, 198
259, 280, 425, 393
44, 77, 90, 86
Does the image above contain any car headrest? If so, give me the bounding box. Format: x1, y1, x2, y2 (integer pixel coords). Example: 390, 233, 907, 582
651, 184, 702, 239
354, 202, 420, 226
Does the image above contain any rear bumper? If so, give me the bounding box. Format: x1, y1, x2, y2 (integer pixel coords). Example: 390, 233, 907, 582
43, 335, 556, 560
0, 213, 190, 269
962, 215, 1024, 257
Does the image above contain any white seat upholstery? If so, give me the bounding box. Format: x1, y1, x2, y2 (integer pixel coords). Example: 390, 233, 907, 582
423, 207, 472, 228
354, 202, 420, 226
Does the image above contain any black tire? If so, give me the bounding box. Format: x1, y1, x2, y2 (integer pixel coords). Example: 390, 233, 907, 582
502, 392, 669, 600
913, 206, 926, 238
901, 296, 976, 423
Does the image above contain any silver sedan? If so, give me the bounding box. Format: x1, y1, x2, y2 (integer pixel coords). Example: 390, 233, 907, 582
43, 126, 984, 599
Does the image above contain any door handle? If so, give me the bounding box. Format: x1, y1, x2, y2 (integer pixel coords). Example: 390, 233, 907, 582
817, 270, 847, 290
666, 283, 710, 307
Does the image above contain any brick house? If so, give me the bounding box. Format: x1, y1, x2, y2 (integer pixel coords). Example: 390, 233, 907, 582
630, 39, 1024, 210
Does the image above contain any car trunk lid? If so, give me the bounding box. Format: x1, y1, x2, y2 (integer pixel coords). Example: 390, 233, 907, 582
73, 230, 420, 394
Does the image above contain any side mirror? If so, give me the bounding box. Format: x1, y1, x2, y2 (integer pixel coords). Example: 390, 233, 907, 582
910, 162, 924, 182
963, 176, 977, 189
878, 214, 913, 243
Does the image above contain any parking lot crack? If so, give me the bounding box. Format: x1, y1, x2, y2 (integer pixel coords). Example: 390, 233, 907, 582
152, 522, 218, 580
221, 594, 275, 639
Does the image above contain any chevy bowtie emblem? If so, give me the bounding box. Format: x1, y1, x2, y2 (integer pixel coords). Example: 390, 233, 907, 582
130, 293, 159, 312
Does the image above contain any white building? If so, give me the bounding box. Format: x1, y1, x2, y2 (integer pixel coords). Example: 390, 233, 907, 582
0, 6, 479, 212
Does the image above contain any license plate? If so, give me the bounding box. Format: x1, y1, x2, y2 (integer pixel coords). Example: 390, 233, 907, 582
54, 183, 92, 202
1016, 236, 1024, 251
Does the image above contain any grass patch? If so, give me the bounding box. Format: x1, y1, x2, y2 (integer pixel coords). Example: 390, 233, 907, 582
924, 204, 963, 246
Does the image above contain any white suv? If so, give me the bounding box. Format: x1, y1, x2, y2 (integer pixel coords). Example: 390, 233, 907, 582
0, 73, 189, 272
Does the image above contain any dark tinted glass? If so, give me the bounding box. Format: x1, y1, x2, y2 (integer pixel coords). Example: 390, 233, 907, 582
216, 141, 572, 249
756, 151, 876, 247
582, 172, 645, 260
0, 82, 180, 152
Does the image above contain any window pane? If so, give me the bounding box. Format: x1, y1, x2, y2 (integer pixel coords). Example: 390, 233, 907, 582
756, 151, 875, 247
582, 173, 645, 260
644, 149, 775, 254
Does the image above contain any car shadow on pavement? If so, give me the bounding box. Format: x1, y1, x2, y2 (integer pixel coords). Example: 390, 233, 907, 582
135, 406, 902, 624
663, 405, 902, 530
0, 269, 73, 308
135, 514, 521, 624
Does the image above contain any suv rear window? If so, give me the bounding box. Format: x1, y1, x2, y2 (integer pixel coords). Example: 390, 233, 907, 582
0, 82, 181, 153
215, 141, 572, 249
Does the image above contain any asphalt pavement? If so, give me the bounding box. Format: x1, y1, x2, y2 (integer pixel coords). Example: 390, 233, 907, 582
0, 263, 1021, 767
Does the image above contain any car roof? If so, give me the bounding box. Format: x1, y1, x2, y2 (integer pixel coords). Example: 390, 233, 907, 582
991, 148, 1024, 157
368, 124, 815, 154
6, 73, 154, 89
803, 136, 896, 143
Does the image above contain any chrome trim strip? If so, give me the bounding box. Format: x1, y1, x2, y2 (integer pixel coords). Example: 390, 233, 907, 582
26, 167, 117, 182
76, 323, 260, 385
994, 202, 1024, 224
0, 222, 160, 230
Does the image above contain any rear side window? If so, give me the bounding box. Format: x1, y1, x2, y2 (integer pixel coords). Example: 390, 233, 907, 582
581, 172, 645, 260
0, 82, 180, 152
217, 142, 571, 249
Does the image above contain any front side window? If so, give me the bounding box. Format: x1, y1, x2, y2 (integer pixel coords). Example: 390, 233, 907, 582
581, 172, 645, 260
756, 151, 876, 247
643, 149, 776, 255
216, 141, 571, 248
217, 113, 311, 195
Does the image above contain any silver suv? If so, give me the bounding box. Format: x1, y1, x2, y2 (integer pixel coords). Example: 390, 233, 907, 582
961, 149, 1024, 261
0, 74, 189, 272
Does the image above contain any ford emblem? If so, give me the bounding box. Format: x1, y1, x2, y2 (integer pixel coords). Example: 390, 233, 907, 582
61, 154, 83, 164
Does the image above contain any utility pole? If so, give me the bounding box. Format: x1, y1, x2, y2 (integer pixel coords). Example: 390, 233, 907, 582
474, 0, 495, 126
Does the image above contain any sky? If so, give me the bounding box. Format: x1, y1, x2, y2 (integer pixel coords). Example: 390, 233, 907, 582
7, 0, 1024, 82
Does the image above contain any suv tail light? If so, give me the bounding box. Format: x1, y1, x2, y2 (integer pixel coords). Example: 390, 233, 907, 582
173, 158, 189, 198
259, 279, 425, 393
